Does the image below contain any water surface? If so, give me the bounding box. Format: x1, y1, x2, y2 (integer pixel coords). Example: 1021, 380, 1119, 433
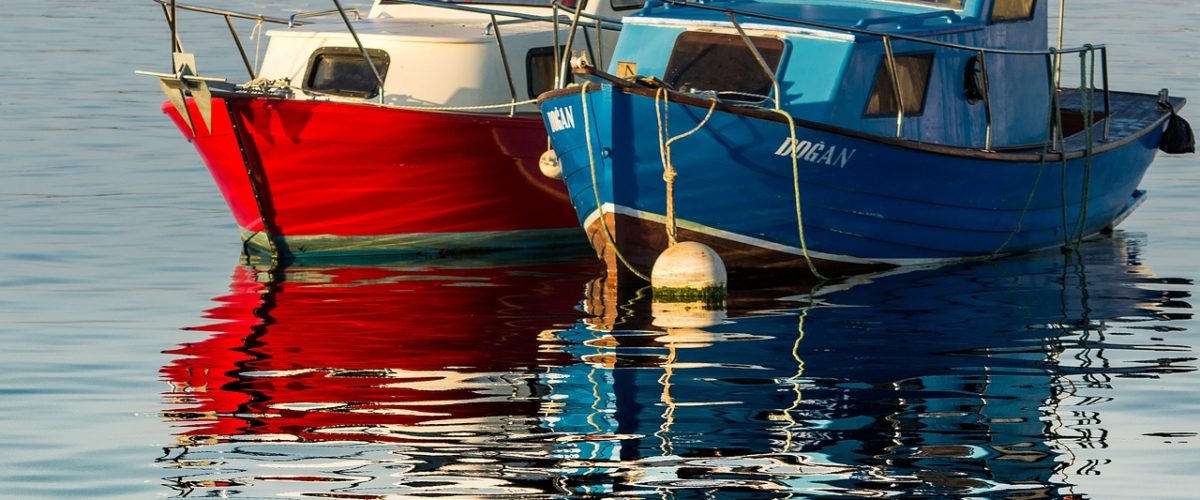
0, 0, 1196, 498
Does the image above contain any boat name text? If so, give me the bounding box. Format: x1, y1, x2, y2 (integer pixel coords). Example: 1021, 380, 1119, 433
773, 137, 856, 168
547, 107, 576, 132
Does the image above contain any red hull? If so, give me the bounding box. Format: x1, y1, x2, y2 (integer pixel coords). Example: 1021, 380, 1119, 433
164, 97, 581, 255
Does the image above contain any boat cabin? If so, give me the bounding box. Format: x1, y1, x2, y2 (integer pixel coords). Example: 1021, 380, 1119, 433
255, 0, 640, 112
612, 0, 1060, 148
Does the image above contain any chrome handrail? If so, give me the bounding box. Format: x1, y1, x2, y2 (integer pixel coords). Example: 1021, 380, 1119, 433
152, 0, 625, 104
331, 0, 386, 103
659, 0, 1104, 57
490, 14, 519, 115
150, 0, 294, 25
289, 8, 362, 28
881, 35, 904, 138
381, 0, 625, 30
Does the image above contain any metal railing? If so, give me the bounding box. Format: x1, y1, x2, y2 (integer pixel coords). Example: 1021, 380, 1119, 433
665, 0, 1111, 151
151, 0, 623, 110
151, 0, 321, 80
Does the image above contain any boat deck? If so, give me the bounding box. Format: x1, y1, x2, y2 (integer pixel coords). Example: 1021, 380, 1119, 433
1053, 89, 1182, 154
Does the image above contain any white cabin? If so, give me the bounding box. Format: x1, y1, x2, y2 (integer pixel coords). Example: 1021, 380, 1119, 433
255, 0, 640, 113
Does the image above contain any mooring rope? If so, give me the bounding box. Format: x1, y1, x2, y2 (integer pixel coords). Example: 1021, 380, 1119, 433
769, 108, 827, 281
989, 51, 1059, 259
989, 140, 1051, 260
1072, 47, 1097, 247
654, 87, 717, 247
1048, 50, 1072, 251
581, 85, 651, 281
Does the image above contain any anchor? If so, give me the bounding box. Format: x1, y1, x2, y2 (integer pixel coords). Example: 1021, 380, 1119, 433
135, 1, 224, 135
137, 53, 222, 136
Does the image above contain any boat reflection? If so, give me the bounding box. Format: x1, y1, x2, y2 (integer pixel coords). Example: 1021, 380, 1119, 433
160, 233, 1193, 498
159, 255, 598, 496
546, 232, 1194, 497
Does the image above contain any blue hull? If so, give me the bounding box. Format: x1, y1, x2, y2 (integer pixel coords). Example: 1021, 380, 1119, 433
542, 85, 1171, 277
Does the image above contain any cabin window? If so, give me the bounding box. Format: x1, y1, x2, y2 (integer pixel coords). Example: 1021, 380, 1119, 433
991, 0, 1036, 22
663, 31, 784, 102
866, 53, 934, 116
303, 47, 390, 99
610, 0, 645, 10
526, 46, 565, 98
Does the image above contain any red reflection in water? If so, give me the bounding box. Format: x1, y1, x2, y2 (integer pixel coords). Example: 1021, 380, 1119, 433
162, 261, 595, 443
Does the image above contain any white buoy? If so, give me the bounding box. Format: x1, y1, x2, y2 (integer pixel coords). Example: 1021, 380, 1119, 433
650, 241, 727, 304
538, 149, 562, 179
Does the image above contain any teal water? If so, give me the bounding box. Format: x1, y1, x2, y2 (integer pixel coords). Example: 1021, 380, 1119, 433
0, 1, 1196, 498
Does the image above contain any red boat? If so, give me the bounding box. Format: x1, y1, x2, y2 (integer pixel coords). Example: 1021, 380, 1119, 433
161, 258, 594, 444
148, 0, 635, 258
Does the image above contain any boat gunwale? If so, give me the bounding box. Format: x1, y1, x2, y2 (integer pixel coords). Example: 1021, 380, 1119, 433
207, 86, 547, 119
539, 76, 1182, 163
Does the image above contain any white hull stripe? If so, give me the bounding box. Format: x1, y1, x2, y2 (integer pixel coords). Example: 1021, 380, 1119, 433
582, 203, 963, 267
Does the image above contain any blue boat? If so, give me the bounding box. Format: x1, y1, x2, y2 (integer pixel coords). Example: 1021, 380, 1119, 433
538, 0, 1193, 280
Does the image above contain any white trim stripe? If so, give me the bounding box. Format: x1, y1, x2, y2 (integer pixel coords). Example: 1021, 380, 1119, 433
583, 203, 963, 267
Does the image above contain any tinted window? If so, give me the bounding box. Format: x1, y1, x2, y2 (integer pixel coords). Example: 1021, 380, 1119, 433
611, 0, 645, 10
866, 53, 934, 116
992, 0, 1036, 22
663, 31, 784, 102
304, 48, 390, 99
526, 46, 563, 98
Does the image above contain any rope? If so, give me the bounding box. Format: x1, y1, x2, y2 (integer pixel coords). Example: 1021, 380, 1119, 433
1049, 49, 1072, 251
1072, 47, 1096, 246
654, 87, 717, 246
581, 85, 651, 281
250, 17, 264, 72
989, 137, 1051, 260
769, 108, 827, 281
385, 98, 538, 112
989, 50, 1060, 259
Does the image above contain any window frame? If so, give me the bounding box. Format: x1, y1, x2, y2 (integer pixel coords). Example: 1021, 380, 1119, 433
863, 52, 936, 118
302, 47, 391, 99
525, 46, 565, 99
662, 31, 786, 104
990, 0, 1037, 23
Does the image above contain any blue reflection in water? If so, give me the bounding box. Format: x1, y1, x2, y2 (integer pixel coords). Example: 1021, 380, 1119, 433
544, 232, 1193, 497
160, 233, 1193, 498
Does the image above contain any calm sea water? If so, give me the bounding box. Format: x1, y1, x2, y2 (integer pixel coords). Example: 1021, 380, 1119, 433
1, 1, 1196, 498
